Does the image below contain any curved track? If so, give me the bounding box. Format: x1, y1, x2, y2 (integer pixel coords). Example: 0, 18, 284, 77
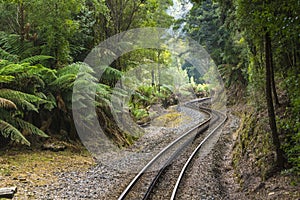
118, 98, 226, 200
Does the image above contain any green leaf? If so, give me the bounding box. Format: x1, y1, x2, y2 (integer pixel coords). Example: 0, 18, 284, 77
0, 119, 30, 146
0, 75, 15, 83
19, 55, 54, 65
15, 118, 49, 138
0, 89, 46, 112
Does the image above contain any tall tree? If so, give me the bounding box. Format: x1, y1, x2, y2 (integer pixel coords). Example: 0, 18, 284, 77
236, 0, 287, 168
27, 0, 83, 67
265, 32, 284, 168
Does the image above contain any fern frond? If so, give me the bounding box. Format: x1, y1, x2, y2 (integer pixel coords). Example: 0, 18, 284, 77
0, 32, 22, 55
0, 119, 30, 146
15, 73, 45, 89
0, 47, 19, 62
0, 63, 25, 75
57, 62, 94, 75
0, 89, 45, 103
0, 97, 17, 109
15, 118, 49, 138
104, 66, 122, 78
96, 83, 112, 100
0, 75, 15, 83
57, 64, 79, 75
18, 98, 39, 112
0, 89, 46, 112
19, 55, 53, 65
95, 98, 111, 108
50, 74, 77, 91
27, 64, 57, 81
43, 92, 57, 111
0, 59, 13, 67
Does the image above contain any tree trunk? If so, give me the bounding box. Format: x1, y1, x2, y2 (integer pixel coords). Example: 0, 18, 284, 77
151, 66, 155, 87
265, 32, 284, 169
157, 51, 161, 92
269, 42, 280, 106
18, 2, 25, 42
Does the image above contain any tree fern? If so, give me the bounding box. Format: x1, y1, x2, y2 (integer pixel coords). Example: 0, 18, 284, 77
50, 73, 78, 91
96, 83, 112, 101
57, 62, 94, 75
0, 90, 49, 145
0, 75, 14, 83
0, 55, 55, 146
0, 47, 18, 62
15, 73, 45, 90
101, 66, 123, 85
27, 64, 57, 82
0, 119, 30, 146
0, 89, 46, 112
0, 63, 26, 75
0, 31, 38, 59
15, 118, 48, 138
0, 59, 13, 67
0, 62, 56, 79
19, 55, 53, 65
104, 66, 122, 78
0, 59, 57, 112
51, 62, 95, 91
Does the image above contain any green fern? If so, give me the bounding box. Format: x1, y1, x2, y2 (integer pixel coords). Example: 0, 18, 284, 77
0, 62, 55, 79
0, 63, 26, 75
19, 55, 53, 65
57, 62, 94, 75
0, 59, 13, 67
0, 89, 46, 112
0, 47, 19, 62
0, 119, 30, 146
0, 90, 49, 145
0, 54, 56, 146
51, 62, 96, 91
0, 31, 38, 59
100, 66, 122, 85
0, 75, 14, 83
15, 118, 48, 138
50, 73, 78, 91
27, 64, 57, 82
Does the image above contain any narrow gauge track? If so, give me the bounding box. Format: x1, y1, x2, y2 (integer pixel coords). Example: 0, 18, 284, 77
118, 98, 226, 200
170, 103, 227, 200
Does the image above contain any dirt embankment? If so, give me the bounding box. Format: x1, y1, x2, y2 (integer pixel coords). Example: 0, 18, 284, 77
222, 107, 300, 200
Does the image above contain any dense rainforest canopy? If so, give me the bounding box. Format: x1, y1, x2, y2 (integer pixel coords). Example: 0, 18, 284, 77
0, 0, 299, 177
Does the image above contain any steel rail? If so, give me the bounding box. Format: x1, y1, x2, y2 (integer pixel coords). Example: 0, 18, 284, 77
142, 109, 219, 200
170, 109, 227, 200
118, 98, 212, 200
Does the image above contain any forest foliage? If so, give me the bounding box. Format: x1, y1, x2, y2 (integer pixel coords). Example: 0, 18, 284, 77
186, 0, 299, 174
0, 0, 206, 148
0, 0, 299, 176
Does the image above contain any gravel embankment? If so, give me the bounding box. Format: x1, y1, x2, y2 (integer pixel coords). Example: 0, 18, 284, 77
34, 105, 208, 199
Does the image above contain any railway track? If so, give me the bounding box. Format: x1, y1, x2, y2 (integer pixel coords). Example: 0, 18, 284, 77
118, 98, 227, 200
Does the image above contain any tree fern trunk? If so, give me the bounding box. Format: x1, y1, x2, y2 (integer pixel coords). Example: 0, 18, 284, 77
18, 2, 25, 42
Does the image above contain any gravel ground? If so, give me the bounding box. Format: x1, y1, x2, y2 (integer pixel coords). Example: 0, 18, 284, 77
7, 103, 299, 200
33, 105, 208, 199
175, 112, 240, 200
